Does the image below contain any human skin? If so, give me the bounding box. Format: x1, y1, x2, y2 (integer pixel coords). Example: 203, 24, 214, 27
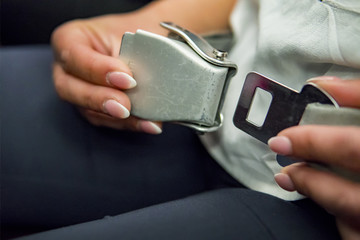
52, 1, 360, 238
51, 0, 237, 134
269, 78, 360, 240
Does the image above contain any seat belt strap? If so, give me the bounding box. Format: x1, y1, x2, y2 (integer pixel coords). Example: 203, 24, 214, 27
300, 103, 360, 126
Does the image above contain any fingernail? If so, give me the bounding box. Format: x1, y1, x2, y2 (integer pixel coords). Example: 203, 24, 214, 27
103, 99, 130, 119
268, 136, 293, 155
306, 76, 342, 83
139, 121, 162, 135
275, 173, 296, 191
106, 72, 137, 89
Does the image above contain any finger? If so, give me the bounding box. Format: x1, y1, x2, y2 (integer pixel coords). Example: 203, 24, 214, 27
60, 44, 135, 88
336, 218, 360, 240
268, 125, 360, 172
52, 22, 135, 89
308, 78, 360, 108
53, 63, 131, 119
79, 108, 163, 134
278, 163, 360, 218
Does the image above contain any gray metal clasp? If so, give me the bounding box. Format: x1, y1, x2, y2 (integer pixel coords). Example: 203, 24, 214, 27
119, 22, 237, 132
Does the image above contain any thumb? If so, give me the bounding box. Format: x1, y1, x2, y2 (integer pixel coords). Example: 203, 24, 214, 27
307, 77, 360, 108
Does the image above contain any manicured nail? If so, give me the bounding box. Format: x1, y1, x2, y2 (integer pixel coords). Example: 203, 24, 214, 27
268, 136, 293, 155
306, 76, 342, 83
139, 121, 162, 135
106, 72, 137, 89
103, 99, 130, 119
275, 173, 295, 191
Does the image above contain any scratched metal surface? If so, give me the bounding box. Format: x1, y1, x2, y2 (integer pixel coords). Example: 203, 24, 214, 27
120, 30, 228, 126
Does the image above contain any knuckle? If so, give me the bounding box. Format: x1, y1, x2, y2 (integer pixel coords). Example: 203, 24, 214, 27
82, 89, 97, 111
51, 20, 83, 41
53, 68, 68, 101
333, 127, 360, 171
51, 24, 66, 46
295, 175, 312, 197
86, 54, 101, 83
292, 127, 319, 160
82, 86, 113, 113
51, 21, 80, 55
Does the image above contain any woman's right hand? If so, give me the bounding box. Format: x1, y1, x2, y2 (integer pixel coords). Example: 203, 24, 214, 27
51, 14, 163, 134
270, 78, 360, 240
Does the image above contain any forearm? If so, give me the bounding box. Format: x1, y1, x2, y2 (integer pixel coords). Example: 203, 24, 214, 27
139, 0, 238, 34
100, 0, 237, 37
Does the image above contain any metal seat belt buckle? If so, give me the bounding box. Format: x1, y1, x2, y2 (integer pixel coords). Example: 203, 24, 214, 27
119, 22, 237, 132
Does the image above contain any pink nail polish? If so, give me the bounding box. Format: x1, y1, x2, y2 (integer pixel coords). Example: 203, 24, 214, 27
306, 76, 342, 82
268, 136, 293, 155
106, 72, 137, 89
139, 121, 162, 135
275, 173, 296, 191
103, 99, 130, 119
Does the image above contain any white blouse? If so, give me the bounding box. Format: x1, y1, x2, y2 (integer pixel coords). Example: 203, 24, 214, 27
201, 0, 360, 200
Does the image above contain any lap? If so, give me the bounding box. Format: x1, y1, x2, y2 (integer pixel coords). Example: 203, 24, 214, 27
17, 188, 340, 240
